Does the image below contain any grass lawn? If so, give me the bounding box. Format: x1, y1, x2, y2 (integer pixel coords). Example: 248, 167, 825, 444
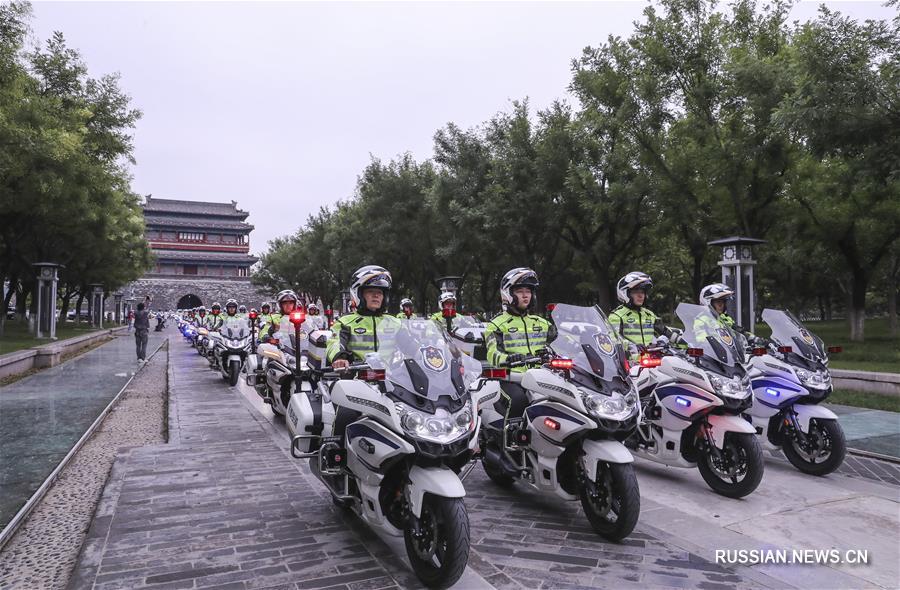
754, 318, 899, 374
828, 389, 900, 413
0, 320, 101, 355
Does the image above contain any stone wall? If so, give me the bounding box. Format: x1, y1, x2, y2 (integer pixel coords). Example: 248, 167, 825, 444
116, 278, 272, 311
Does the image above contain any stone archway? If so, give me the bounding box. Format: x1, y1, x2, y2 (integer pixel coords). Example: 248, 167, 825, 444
176, 294, 203, 309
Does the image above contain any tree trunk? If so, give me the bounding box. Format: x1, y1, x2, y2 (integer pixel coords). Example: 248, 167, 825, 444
75, 292, 85, 324
889, 271, 898, 338
848, 273, 867, 342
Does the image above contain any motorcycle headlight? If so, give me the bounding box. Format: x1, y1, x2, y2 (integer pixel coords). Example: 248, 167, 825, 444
797, 368, 830, 388
581, 390, 637, 421
395, 402, 473, 443
709, 374, 750, 399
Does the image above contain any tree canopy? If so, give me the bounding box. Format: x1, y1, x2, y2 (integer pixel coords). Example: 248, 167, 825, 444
254, 0, 899, 341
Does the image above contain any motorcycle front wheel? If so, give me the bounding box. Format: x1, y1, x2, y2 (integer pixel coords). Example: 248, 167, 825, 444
783, 418, 846, 476
403, 495, 470, 589
579, 462, 640, 541
697, 433, 764, 498
228, 360, 241, 386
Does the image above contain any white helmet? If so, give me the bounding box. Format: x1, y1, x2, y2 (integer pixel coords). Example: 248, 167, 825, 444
308, 302, 320, 313
349, 265, 392, 309
500, 267, 539, 307
400, 297, 413, 308
699, 283, 734, 314
438, 291, 457, 306
616, 271, 653, 304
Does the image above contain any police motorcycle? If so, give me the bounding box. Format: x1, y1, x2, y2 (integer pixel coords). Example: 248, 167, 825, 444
287, 318, 499, 588
744, 309, 846, 475
252, 310, 331, 416
210, 314, 253, 386
627, 303, 764, 498
478, 304, 640, 541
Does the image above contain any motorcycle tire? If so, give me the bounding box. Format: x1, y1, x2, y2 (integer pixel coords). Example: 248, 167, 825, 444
228, 360, 241, 387
579, 462, 640, 541
698, 432, 764, 498
403, 495, 469, 589
783, 419, 846, 476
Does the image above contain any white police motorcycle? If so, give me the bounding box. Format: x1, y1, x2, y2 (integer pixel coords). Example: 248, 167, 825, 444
628, 303, 764, 498
211, 315, 252, 386
745, 308, 846, 475
479, 304, 640, 540
287, 318, 499, 588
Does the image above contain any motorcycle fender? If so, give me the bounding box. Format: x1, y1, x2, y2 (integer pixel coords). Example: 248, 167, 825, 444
793, 404, 838, 433
706, 414, 757, 449
407, 466, 465, 518
581, 440, 634, 481
226, 354, 242, 364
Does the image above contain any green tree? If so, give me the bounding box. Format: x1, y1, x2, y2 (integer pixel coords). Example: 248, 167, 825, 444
776, 8, 900, 340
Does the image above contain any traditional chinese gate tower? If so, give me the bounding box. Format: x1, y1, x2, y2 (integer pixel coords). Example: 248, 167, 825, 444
125, 197, 269, 310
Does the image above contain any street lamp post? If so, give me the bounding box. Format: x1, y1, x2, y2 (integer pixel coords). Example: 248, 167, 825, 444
113, 292, 124, 324
707, 237, 766, 332
32, 263, 62, 339
89, 284, 105, 329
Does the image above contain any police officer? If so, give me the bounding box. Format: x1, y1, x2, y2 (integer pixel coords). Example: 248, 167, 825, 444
430, 292, 457, 325
484, 267, 555, 421
608, 272, 677, 357
224, 299, 241, 321
305, 302, 327, 331
327, 265, 400, 369
258, 302, 275, 333
396, 298, 415, 319
265, 290, 300, 338
697, 283, 756, 341
207, 302, 224, 331
193, 306, 207, 328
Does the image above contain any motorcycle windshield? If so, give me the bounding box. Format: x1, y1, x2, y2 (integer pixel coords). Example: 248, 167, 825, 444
221, 317, 249, 340
676, 303, 745, 367
761, 309, 826, 362
448, 315, 486, 344
363, 318, 481, 403
550, 304, 628, 381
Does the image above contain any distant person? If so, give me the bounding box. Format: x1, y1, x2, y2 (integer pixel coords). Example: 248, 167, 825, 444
127, 309, 135, 333
134, 303, 151, 363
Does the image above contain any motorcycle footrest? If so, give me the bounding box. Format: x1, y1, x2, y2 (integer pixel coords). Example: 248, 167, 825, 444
505, 428, 531, 450
319, 444, 346, 475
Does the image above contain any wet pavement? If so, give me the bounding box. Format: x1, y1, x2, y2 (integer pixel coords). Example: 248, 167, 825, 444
825, 403, 900, 459
0, 331, 166, 529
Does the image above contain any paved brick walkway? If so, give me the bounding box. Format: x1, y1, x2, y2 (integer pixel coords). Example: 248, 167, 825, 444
69, 337, 404, 590
71, 335, 866, 589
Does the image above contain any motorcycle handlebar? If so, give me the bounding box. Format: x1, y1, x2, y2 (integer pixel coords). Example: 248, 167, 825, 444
320, 363, 372, 380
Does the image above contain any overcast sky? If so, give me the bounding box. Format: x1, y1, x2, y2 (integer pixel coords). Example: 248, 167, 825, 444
28, 1, 896, 255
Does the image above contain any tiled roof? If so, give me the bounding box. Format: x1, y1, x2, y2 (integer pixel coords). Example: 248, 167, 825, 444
143, 197, 249, 219
153, 249, 259, 264
144, 215, 254, 232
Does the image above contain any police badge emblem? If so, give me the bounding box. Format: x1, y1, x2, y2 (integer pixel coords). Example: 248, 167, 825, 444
421, 346, 446, 371
800, 329, 814, 345
716, 327, 734, 347
596, 333, 615, 356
